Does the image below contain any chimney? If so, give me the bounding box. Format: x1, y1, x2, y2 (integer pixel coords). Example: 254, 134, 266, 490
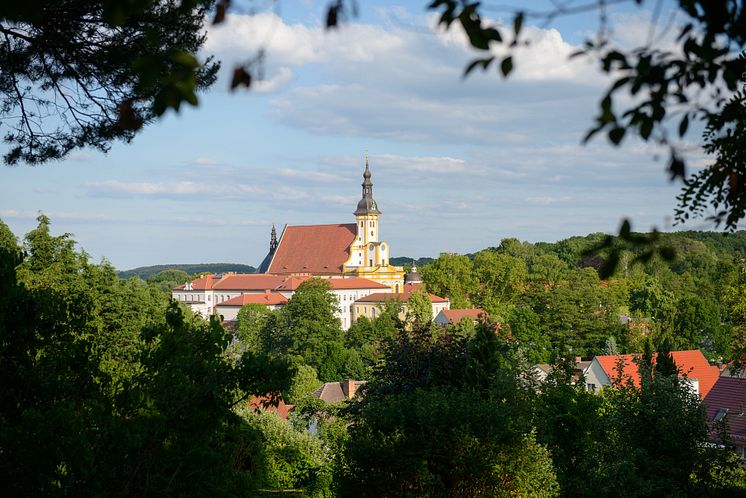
342, 379, 357, 399
575, 356, 582, 363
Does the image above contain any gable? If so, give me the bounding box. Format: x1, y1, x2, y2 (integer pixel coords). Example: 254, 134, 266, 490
267, 224, 357, 275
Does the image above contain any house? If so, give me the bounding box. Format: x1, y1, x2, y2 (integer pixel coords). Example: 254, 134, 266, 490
352, 282, 449, 322
214, 291, 288, 321
589, 350, 721, 399
172, 273, 287, 316
434, 308, 487, 326
703, 376, 746, 461
312, 379, 367, 404
531, 357, 593, 387
273, 275, 392, 329
249, 395, 294, 421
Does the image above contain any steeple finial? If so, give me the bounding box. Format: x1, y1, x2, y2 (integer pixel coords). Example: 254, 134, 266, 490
354, 152, 381, 215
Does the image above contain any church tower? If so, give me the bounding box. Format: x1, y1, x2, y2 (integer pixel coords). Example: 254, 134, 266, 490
343, 154, 404, 291
353, 155, 383, 267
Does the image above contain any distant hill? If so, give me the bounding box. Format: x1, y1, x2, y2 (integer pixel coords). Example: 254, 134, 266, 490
390, 257, 435, 268
118, 264, 256, 280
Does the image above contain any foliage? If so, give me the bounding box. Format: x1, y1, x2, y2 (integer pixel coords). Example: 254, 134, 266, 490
0, 216, 295, 496
406, 289, 433, 326
419, 252, 478, 308
343, 322, 558, 497
236, 407, 333, 497
0, 0, 219, 164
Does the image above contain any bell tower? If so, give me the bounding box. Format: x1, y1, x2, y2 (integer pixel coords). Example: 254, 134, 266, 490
343, 153, 403, 290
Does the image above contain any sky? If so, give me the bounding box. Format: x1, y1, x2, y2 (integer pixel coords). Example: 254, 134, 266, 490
0, 0, 715, 270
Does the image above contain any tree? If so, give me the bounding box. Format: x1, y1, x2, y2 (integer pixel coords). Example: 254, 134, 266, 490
420, 253, 478, 309
426, 1, 746, 229
343, 322, 558, 497
406, 289, 433, 327
0, 216, 295, 495
0, 0, 218, 164
236, 303, 274, 352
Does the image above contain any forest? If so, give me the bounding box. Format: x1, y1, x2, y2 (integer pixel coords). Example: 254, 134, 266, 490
2, 214, 746, 497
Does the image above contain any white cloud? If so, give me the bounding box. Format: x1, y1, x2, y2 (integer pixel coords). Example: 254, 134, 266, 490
275, 167, 341, 182
85, 180, 262, 199
525, 196, 571, 205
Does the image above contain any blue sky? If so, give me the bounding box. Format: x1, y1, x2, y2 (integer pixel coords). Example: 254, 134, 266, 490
0, 0, 710, 270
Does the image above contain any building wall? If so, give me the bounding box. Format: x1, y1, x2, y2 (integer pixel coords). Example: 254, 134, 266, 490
585, 360, 611, 392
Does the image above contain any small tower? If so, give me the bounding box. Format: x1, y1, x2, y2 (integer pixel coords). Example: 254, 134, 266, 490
269, 224, 278, 253
404, 262, 423, 285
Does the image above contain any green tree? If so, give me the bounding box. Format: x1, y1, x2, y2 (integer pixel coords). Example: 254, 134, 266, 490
406, 289, 433, 327
420, 253, 478, 309
673, 295, 721, 351
343, 322, 558, 497
0, 0, 218, 164
507, 305, 552, 364
472, 249, 527, 318
236, 303, 273, 352
236, 407, 333, 496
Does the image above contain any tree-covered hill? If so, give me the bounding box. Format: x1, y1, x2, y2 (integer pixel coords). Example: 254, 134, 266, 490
118, 263, 256, 280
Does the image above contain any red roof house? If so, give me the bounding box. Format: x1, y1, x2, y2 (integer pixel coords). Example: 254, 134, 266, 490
591, 350, 721, 399
704, 377, 746, 452
434, 308, 487, 325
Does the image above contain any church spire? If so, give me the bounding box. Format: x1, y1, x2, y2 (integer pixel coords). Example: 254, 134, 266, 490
354, 152, 381, 215
269, 224, 278, 253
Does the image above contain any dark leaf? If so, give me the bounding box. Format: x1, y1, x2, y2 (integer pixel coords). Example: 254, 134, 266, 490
500, 56, 513, 77
513, 12, 524, 36
608, 126, 625, 145
678, 114, 689, 137
464, 57, 494, 77
230, 66, 252, 90
668, 155, 686, 181
212, 0, 229, 25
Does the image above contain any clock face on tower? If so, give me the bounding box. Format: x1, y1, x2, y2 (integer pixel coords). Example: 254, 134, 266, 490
369, 244, 375, 252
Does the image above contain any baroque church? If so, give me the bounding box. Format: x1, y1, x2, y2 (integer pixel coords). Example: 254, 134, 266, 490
257, 158, 405, 291
173, 158, 448, 329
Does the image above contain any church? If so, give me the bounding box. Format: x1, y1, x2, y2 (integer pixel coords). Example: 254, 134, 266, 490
173, 158, 449, 329
257, 158, 405, 291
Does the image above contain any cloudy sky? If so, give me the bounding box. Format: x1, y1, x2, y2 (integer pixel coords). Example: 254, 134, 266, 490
0, 0, 711, 270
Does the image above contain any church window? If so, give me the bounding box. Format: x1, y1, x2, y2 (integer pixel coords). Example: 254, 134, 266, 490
369, 259, 373, 266
372, 221, 375, 227
360, 222, 363, 227
371, 231, 374, 236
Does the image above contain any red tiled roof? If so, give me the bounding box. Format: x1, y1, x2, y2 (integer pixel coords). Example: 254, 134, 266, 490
212, 274, 287, 290
704, 376, 746, 443
183, 274, 216, 290
275, 276, 391, 292
595, 350, 721, 399
268, 224, 357, 275
439, 308, 487, 323
313, 380, 367, 404
216, 293, 288, 307
327, 278, 390, 290
249, 395, 294, 421
356, 290, 448, 304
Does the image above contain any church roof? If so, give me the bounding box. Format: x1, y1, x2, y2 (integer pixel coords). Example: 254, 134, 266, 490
267, 223, 357, 275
